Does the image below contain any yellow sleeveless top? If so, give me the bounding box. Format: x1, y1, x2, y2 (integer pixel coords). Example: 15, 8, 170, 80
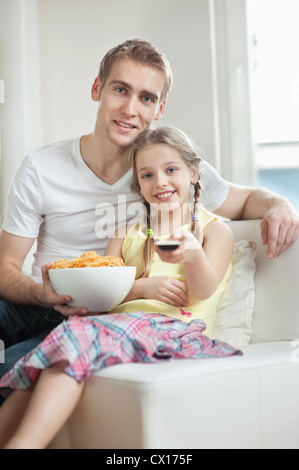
110, 207, 231, 337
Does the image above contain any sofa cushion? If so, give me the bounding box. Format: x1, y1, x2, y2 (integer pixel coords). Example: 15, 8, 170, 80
213, 239, 256, 349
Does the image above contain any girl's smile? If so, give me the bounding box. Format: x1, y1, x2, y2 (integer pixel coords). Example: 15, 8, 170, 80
137, 143, 197, 210
154, 190, 176, 201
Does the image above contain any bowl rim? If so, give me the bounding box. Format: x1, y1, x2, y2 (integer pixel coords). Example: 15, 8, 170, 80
49, 266, 136, 272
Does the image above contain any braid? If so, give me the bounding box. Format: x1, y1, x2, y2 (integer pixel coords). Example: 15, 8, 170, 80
139, 201, 155, 278
191, 181, 202, 242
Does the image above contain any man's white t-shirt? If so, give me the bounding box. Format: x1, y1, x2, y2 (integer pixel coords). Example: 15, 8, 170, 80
2, 137, 229, 281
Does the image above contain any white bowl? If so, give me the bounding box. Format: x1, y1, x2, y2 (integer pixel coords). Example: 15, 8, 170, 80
49, 266, 136, 312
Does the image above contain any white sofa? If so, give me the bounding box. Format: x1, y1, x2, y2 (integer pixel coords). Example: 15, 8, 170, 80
49, 219, 299, 449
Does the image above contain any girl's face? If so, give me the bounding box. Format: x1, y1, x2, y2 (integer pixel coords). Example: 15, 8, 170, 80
136, 143, 198, 212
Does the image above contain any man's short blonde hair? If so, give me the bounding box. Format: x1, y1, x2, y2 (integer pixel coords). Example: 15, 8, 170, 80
98, 39, 173, 102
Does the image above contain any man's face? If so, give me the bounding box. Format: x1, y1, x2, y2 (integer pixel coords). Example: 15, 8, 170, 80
92, 58, 166, 149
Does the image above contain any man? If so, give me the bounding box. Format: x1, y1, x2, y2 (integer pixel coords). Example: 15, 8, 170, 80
0, 39, 298, 379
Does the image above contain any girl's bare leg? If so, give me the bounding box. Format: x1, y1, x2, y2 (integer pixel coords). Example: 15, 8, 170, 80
0, 389, 32, 448
4, 361, 85, 449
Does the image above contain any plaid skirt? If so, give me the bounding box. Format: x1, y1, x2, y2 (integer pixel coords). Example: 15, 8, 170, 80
0, 312, 242, 394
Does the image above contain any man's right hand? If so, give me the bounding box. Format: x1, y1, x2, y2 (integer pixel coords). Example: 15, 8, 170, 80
41, 263, 88, 317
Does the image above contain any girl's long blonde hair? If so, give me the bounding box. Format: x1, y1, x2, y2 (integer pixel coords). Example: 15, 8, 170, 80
129, 126, 203, 278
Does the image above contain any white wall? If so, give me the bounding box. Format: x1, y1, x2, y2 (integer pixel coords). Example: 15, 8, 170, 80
38, 0, 216, 151
0, 0, 253, 223
211, 0, 255, 184
0, 0, 43, 221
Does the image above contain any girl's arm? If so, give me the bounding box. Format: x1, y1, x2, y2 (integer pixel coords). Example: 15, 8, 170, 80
105, 228, 189, 307
104, 230, 124, 258
121, 276, 189, 306
156, 222, 234, 300
185, 222, 233, 299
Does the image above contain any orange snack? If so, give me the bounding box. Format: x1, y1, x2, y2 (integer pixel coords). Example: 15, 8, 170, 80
50, 251, 125, 269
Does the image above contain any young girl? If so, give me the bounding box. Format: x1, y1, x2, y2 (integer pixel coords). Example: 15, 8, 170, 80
0, 127, 241, 449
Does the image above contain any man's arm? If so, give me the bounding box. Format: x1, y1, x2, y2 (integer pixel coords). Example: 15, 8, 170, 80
0, 231, 86, 315
0, 230, 45, 304
215, 183, 299, 258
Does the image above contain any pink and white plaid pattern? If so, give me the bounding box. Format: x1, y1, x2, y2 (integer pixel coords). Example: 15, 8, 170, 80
0, 312, 242, 395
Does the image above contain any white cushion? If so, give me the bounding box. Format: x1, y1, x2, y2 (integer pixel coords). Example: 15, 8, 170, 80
226, 220, 299, 343
212, 240, 257, 349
